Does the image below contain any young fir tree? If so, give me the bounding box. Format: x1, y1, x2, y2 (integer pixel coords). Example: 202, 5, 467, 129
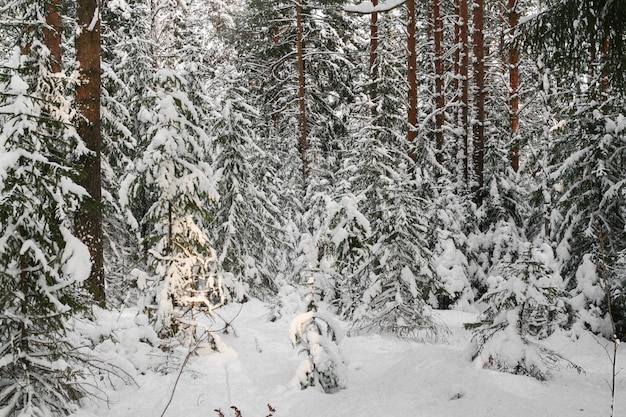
0, 7, 94, 414
207, 63, 286, 300
289, 284, 347, 393
100, 0, 154, 304
468, 242, 580, 381
132, 69, 229, 344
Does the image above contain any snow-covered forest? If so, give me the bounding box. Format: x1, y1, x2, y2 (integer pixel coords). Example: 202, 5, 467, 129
0, 0, 625, 416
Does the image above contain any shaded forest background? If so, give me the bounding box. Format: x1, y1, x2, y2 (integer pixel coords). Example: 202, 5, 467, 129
0, 0, 625, 415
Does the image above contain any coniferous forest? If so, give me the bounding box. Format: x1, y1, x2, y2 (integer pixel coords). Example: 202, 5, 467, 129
0, 0, 625, 415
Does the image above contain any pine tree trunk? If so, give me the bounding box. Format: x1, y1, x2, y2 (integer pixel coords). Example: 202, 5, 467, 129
75, 0, 105, 306
273, 27, 281, 127
472, 0, 485, 202
508, 0, 520, 172
406, 0, 418, 149
433, 0, 445, 164
44, 0, 62, 73
455, 0, 469, 183
370, 0, 379, 108
296, 0, 308, 178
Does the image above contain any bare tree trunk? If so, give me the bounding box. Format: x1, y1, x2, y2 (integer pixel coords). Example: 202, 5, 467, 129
508, 0, 520, 172
75, 0, 105, 306
44, 0, 62, 73
370, 0, 379, 108
472, 0, 485, 202
456, 0, 469, 183
273, 27, 281, 128
406, 0, 418, 151
433, 0, 445, 164
296, 0, 308, 179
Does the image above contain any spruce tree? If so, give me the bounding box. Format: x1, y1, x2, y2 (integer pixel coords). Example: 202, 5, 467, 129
0, 4, 93, 413
468, 242, 580, 380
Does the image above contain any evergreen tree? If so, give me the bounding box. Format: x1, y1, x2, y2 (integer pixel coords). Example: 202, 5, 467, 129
468, 242, 580, 380
132, 69, 228, 343
207, 63, 286, 300
0, 7, 93, 414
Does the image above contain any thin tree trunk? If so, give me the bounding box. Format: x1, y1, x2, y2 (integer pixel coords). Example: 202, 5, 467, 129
433, 0, 445, 164
370, 0, 379, 108
44, 0, 62, 73
508, 0, 520, 172
273, 27, 281, 128
296, 0, 308, 178
472, 0, 485, 202
458, 0, 469, 183
406, 0, 418, 150
75, 0, 105, 306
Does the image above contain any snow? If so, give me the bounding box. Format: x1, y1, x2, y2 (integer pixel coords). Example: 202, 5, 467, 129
344, 0, 406, 14
71, 299, 623, 417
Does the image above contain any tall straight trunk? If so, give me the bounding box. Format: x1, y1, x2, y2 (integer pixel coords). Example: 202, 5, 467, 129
370, 0, 379, 107
508, 0, 520, 172
273, 27, 281, 128
75, 0, 105, 306
433, 0, 445, 164
44, 0, 62, 73
296, 0, 308, 178
472, 0, 485, 202
455, 0, 469, 183
406, 0, 418, 148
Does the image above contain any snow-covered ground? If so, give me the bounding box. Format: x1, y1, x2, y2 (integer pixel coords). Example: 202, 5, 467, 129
73, 300, 623, 417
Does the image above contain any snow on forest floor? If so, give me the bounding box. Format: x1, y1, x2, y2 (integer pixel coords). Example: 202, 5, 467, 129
73, 300, 624, 417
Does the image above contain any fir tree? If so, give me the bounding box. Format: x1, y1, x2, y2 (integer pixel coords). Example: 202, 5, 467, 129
0, 11, 93, 415
468, 242, 580, 381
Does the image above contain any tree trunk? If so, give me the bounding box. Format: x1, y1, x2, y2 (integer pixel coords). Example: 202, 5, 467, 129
273, 27, 281, 128
296, 0, 308, 179
433, 0, 445, 164
75, 0, 105, 306
406, 0, 418, 150
455, 0, 469, 183
44, 0, 62, 73
370, 0, 379, 108
508, 0, 520, 172
472, 0, 485, 202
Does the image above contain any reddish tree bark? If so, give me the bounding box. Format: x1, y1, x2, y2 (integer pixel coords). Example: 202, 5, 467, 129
433, 0, 445, 164
407, 0, 418, 149
75, 0, 105, 306
296, 0, 308, 178
508, 0, 520, 172
44, 0, 62, 73
472, 0, 485, 202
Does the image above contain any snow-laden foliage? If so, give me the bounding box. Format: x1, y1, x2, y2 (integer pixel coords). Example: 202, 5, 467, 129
550, 102, 626, 339
0, 36, 92, 417
468, 242, 580, 380
290, 307, 347, 393
207, 64, 285, 300
129, 70, 236, 344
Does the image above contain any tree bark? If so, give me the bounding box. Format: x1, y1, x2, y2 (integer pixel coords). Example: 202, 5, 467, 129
44, 0, 62, 73
433, 0, 445, 164
296, 0, 308, 179
455, 0, 469, 183
370, 0, 379, 108
406, 0, 418, 150
472, 0, 485, 202
75, 0, 105, 306
508, 0, 520, 172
